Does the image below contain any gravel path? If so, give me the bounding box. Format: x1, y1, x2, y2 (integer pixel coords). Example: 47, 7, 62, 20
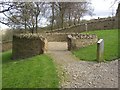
47, 42, 118, 88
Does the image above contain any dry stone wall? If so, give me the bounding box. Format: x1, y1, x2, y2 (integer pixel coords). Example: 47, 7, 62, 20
12, 34, 47, 59
1, 41, 12, 52
42, 33, 88, 42
67, 34, 98, 50
12, 33, 97, 59
48, 17, 116, 33
43, 33, 68, 42
116, 3, 120, 29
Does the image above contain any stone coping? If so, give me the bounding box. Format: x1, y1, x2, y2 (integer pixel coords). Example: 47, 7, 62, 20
13, 34, 44, 39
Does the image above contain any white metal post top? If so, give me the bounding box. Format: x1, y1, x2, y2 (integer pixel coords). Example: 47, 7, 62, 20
97, 39, 104, 44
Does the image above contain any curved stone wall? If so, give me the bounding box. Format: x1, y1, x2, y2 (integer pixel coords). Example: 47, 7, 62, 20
67, 34, 98, 50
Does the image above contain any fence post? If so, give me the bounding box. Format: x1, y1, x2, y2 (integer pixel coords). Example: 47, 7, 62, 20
85, 23, 88, 33
97, 39, 104, 62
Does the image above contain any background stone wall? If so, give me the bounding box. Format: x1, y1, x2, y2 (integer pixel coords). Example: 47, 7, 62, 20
42, 33, 89, 42
12, 34, 47, 59
42, 33, 70, 42
67, 34, 98, 50
46, 33, 67, 42
47, 17, 116, 33
1, 41, 12, 52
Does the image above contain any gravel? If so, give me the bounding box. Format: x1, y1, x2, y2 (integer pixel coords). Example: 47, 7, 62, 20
47, 42, 118, 88
61, 60, 118, 88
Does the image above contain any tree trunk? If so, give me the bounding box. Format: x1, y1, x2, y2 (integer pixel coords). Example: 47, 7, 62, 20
74, 18, 76, 25
59, 2, 64, 29
51, 2, 55, 30
68, 9, 71, 26
24, 17, 27, 31
31, 29, 34, 34
61, 13, 64, 28
32, 25, 34, 34
24, 3, 27, 33
77, 17, 80, 24
35, 16, 38, 33
74, 15, 77, 25
32, 24, 35, 34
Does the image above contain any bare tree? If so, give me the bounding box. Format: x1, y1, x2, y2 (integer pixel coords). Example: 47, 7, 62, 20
50, 2, 55, 30
0, 2, 46, 33
0, 2, 14, 13
0, 1, 94, 32
33, 2, 45, 33
64, 2, 93, 26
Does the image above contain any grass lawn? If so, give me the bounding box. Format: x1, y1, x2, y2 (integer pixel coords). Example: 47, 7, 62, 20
72, 29, 118, 61
2, 50, 59, 88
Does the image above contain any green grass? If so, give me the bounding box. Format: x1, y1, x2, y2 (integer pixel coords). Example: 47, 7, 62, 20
2, 50, 59, 88
72, 29, 118, 61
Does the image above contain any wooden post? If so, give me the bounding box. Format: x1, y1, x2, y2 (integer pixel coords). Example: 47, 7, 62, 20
97, 39, 104, 62
85, 23, 88, 33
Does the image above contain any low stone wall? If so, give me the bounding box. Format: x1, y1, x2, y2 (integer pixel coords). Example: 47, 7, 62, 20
67, 34, 98, 50
42, 33, 84, 42
42, 33, 68, 42
0, 41, 12, 52
12, 34, 48, 60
